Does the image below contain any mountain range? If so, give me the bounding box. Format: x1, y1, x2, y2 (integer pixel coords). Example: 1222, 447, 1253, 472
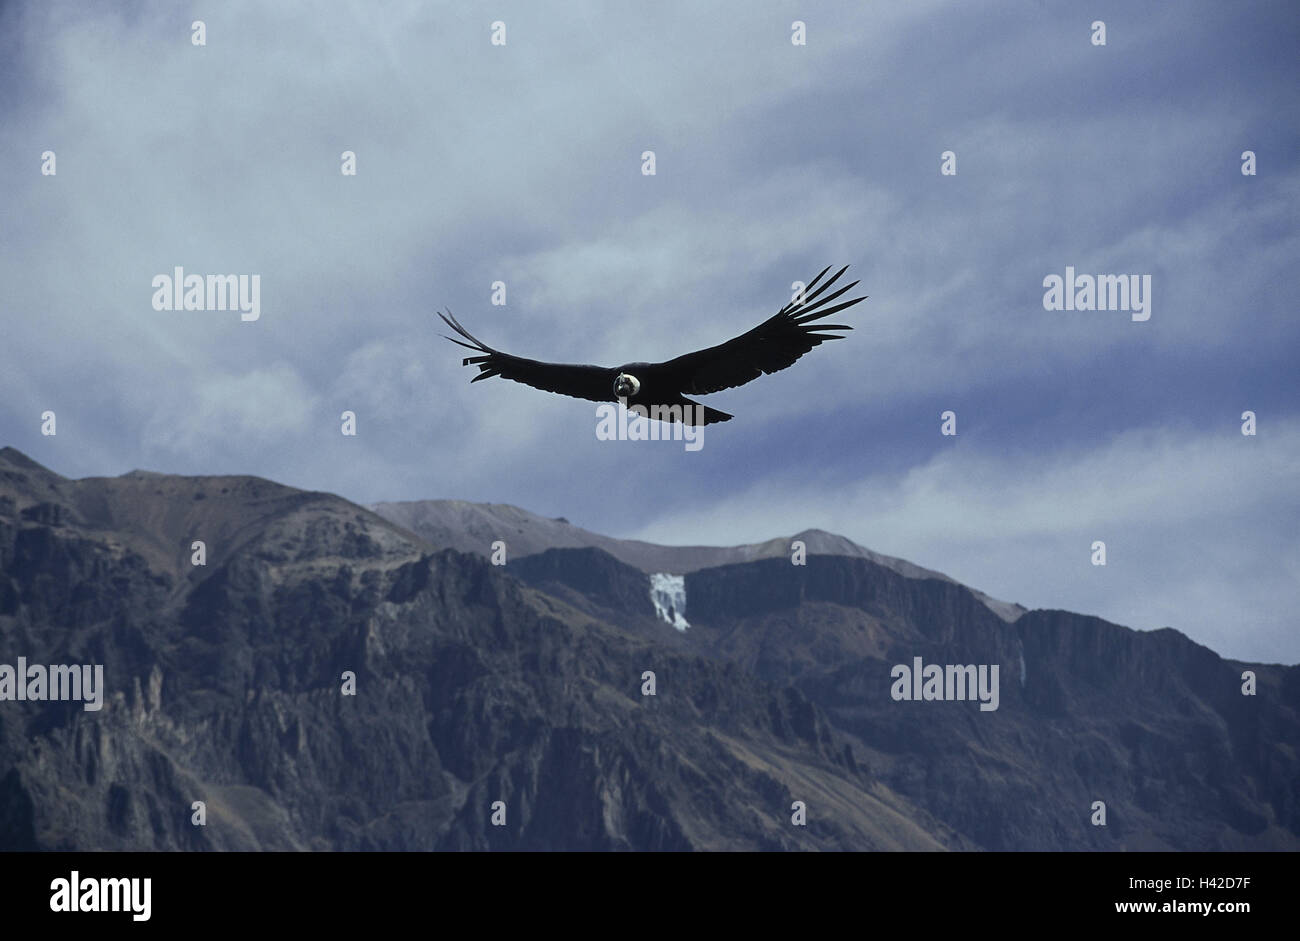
0, 446, 1295, 851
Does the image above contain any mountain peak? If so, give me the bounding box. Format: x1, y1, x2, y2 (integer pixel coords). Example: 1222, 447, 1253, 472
369, 499, 1027, 622
0, 446, 60, 476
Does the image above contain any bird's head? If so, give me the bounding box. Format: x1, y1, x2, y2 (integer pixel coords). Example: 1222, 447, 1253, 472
613, 372, 640, 398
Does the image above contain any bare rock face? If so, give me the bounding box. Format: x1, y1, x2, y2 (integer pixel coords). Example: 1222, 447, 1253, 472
685, 559, 1299, 849
0, 447, 1295, 851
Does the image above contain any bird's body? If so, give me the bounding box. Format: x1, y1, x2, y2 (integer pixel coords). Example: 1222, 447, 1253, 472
441, 265, 866, 425
611, 366, 735, 425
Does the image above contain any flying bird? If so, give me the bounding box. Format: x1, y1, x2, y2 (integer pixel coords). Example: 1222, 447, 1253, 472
439, 264, 866, 425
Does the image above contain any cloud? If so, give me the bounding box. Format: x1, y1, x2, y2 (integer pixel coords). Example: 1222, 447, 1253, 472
141, 363, 318, 458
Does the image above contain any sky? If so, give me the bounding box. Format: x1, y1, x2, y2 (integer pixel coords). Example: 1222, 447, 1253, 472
1, 1, 1297, 663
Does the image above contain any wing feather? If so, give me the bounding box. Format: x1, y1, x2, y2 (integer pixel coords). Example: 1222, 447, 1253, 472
438, 311, 615, 402
647, 265, 866, 395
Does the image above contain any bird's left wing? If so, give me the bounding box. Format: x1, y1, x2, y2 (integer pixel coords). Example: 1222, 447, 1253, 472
439, 311, 616, 403
646, 264, 866, 395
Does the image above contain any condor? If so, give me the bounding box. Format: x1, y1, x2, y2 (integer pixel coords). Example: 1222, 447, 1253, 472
440, 265, 867, 426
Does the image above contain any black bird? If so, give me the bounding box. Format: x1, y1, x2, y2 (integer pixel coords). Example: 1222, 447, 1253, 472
440, 264, 866, 425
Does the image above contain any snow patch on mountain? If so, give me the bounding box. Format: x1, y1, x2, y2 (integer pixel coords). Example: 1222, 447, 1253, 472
650, 573, 689, 630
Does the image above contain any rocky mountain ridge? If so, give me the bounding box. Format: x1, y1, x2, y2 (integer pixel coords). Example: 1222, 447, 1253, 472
1, 447, 1294, 851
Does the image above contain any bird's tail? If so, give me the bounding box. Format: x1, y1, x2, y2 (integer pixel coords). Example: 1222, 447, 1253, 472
682, 398, 733, 425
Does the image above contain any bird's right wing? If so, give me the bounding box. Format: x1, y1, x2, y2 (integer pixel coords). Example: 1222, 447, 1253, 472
439, 311, 616, 403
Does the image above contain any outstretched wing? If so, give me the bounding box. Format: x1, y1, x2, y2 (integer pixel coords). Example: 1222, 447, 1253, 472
646, 265, 866, 395
439, 311, 616, 402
